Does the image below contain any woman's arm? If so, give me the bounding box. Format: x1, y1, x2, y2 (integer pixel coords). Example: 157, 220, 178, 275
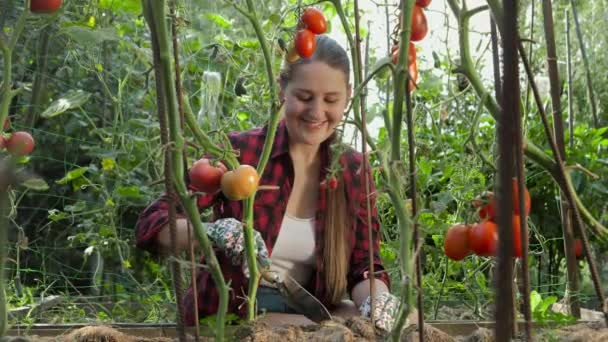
156, 218, 200, 254
351, 278, 390, 308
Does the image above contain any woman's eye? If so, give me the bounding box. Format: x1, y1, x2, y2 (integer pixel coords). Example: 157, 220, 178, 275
325, 98, 338, 104
297, 95, 312, 102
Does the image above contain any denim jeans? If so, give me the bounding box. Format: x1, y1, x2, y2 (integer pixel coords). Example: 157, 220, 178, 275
256, 286, 298, 314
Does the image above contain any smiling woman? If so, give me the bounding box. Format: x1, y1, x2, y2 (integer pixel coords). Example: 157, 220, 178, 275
135, 34, 407, 332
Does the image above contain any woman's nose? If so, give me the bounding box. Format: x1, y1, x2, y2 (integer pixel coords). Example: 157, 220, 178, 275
308, 99, 325, 118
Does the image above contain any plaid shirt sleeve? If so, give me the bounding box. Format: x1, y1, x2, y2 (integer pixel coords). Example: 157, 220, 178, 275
341, 150, 391, 295
134, 176, 221, 254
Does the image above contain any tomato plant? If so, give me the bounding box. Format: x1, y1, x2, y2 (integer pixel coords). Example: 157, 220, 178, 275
301, 7, 327, 34
444, 224, 471, 261
410, 6, 428, 42
221, 165, 260, 201
295, 29, 316, 58
0, 137, 6, 149
30, 0, 63, 13
188, 158, 227, 194
3, 118, 8, 131
416, 0, 432, 8
6, 131, 35, 156
468, 221, 498, 257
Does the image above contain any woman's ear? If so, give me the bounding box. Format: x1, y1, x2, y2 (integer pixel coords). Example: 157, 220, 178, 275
347, 83, 353, 99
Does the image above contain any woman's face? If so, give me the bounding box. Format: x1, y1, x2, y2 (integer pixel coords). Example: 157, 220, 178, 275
281, 61, 350, 147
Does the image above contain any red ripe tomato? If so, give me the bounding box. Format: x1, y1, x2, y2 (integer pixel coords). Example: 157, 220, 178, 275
221, 165, 260, 201
410, 6, 428, 42
301, 7, 327, 34
188, 158, 227, 193
391, 42, 416, 66
479, 198, 497, 221
444, 224, 471, 261
469, 221, 498, 257
295, 29, 316, 58
31, 0, 63, 13
574, 239, 583, 259
6, 131, 35, 156
512, 216, 523, 258
3, 118, 9, 130
328, 177, 338, 190
512, 178, 531, 217
416, 0, 432, 8
408, 60, 418, 92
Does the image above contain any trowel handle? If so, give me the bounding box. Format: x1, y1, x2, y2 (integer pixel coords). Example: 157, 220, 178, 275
260, 268, 280, 284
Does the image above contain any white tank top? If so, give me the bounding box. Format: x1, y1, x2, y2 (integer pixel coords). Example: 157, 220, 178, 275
261, 213, 316, 287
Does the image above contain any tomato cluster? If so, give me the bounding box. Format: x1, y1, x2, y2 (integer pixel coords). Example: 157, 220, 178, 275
444, 178, 532, 261
292, 7, 327, 60
188, 158, 259, 201
392, 1, 431, 93
1, 118, 36, 156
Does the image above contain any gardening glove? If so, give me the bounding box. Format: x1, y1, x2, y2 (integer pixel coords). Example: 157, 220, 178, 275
206, 218, 270, 276
358, 292, 401, 333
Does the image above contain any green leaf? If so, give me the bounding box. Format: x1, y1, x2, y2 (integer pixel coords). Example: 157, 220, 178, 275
530, 290, 542, 312
56, 167, 89, 185
48, 209, 68, 222
238, 39, 260, 49
22, 178, 49, 191
237, 112, 249, 121
116, 186, 141, 199
99, 0, 142, 14
539, 295, 558, 313
41, 90, 91, 118
206, 14, 232, 29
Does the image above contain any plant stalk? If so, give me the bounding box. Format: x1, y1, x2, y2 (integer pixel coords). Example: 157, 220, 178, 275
143, 1, 229, 339
495, 0, 518, 339
569, 0, 599, 128
541, 0, 580, 319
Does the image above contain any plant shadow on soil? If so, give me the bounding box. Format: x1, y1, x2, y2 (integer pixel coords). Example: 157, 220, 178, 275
2, 318, 607, 341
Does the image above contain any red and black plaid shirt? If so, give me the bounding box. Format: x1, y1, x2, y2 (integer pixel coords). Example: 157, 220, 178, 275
135, 119, 390, 325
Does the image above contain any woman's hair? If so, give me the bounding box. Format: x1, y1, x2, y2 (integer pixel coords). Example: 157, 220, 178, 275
279, 35, 353, 305
323, 173, 352, 305
279, 35, 350, 89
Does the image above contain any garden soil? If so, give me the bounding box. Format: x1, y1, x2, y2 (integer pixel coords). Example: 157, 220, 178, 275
2, 318, 606, 341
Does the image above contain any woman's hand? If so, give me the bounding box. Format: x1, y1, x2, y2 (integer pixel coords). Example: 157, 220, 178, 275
358, 291, 401, 333
207, 218, 271, 272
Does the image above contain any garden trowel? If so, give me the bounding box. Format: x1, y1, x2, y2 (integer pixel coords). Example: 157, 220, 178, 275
261, 270, 332, 323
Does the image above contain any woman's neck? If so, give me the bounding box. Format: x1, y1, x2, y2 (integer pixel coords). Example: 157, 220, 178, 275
288, 142, 321, 167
